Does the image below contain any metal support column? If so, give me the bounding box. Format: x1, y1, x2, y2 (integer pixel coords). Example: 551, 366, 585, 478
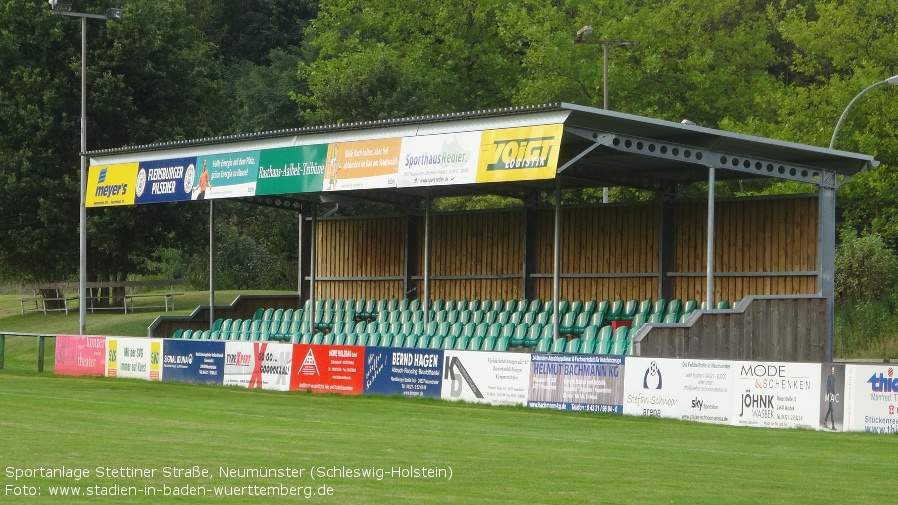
819, 176, 837, 362
706, 167, 716, 311
308, 200, 318, 335
552, 180, 562, 340
209, 201, 215, 327
423, 194, 432, 325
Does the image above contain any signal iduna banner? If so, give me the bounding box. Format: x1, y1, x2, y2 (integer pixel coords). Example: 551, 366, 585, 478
290, 345, 365, 394
54, 335, 106, 376
161, 339, 225, 385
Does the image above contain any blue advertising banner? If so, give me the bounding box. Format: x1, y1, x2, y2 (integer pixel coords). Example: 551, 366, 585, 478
364, 347, 443, 398
528, 353, 625, 413
135, 157, 197, 204
162, 340, 225, 385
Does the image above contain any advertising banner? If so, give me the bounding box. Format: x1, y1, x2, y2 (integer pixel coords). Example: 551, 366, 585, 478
134, 157, 196, 204
54, 335, 106, 376
322, 138, 402, 191
818, 363, 846, 432
195, 151, 260, 199
476, 124, 563, 183
396, 131, 481, 188
255, 144, 327, 195
86, 163, 138, 207
731, 361, 820, 429
528, 353, 624, 413
623, 358, 734, 424
105, 337, 161, 381
161, 340, 225, 385
843, 364, 898, 434
440, 351, 531, 406
290, 344, 365, 394
364, 347, 443, 398
223, 341, 292, 391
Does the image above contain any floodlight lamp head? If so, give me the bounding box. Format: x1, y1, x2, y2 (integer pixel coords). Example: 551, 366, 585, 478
886, 75, 898, 86
49, 0, 74, 11
575, 25, 593, 41
106, 8, 124, 21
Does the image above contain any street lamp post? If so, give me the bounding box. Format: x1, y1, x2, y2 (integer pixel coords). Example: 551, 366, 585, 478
49, 1, 123, 335
829, 75, 898, 149
574, 26, 638, 202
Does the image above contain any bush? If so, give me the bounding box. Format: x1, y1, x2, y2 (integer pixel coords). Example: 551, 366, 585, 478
835, 231, 898, 305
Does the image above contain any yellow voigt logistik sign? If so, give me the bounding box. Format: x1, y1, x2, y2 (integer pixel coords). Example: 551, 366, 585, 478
476, 124, 563, 183
86, 162, 138, 207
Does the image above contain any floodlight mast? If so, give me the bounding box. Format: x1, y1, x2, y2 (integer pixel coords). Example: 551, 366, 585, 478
49, 1, 123, 335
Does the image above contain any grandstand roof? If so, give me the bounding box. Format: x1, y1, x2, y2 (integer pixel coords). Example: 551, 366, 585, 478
88, 102, 878, 208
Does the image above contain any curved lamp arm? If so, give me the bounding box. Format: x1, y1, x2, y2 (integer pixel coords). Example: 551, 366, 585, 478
830, 75, 898, 149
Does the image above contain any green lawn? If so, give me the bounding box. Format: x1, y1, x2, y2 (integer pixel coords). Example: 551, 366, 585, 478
0, 372, 895, 504
1, 293, 897, 503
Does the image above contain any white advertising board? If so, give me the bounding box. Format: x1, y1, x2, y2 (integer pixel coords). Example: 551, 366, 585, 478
440, 351, 530, 406
731, 361, 821, 429
623, 357, 734, 424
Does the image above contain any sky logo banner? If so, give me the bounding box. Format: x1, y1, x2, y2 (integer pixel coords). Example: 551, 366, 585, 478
86, 163, 137, 207
441, 351, 530, 406
54, 335, 106, 377
623, 357, 734, 424
322, 138, 402, 191
135, 157, 197, 204
397, 132, 480, 188
364, 347, 443, 398
255, 144, 327, 195
194, 151, 260, 200
476, 124, 563, 183
162, 340, 225, 385
528, 353, 624, 413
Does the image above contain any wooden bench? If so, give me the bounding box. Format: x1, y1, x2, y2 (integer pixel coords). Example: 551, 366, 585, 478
19, 287, 77, 315
22, 280, 184, 315
124, 292, 184, 313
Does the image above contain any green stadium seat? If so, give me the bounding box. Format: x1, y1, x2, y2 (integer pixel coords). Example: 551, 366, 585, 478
535, 336, 552, 353
333, 333, 347, 345
580, 336, 598, 354
392, 334, 406, 348
454, 335, 470, 350
441, 335, 456, 350
417, 334, 432, 349
467, 335, 484, 351
494, 335, 510, 352
565, 338, 581, 353
606, 299, 623, 320
572, 311, 591, 334
550, 337, 567, 353
481, 335, 497, 352
524, 323, 543, 347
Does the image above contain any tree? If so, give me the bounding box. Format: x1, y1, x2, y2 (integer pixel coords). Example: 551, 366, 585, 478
296, 0, 523, 124
0, 0, 227, 284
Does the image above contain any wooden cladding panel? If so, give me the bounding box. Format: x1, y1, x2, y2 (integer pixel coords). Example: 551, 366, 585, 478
533, 278, 658, 305
313, 197, 819, 303
674, 197, 818, 300
535, 205, 658, 275
315, 217, 405, 278
315, 281, 404, 302
425, 211, 524, 278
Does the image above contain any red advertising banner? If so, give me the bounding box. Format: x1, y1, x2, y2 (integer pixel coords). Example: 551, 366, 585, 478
54, 335, 106, 376
290, 345, 365, 394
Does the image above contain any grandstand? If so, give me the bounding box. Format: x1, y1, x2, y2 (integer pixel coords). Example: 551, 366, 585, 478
170, 296, 713, 356
86, 103, 877, 363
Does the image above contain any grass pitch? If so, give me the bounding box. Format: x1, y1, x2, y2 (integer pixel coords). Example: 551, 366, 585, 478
0, 372, 895, 505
